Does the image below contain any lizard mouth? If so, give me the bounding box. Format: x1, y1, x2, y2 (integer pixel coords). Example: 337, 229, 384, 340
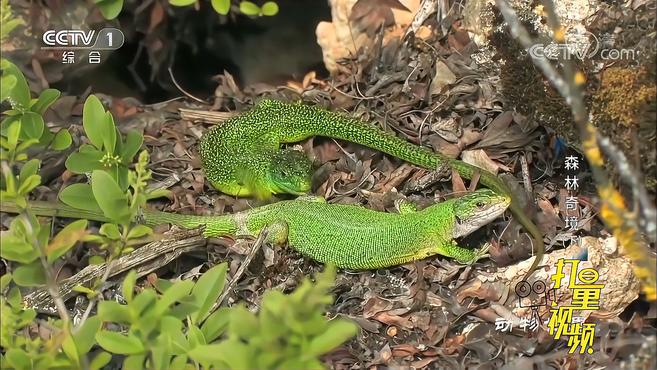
452, 198, 510, 238
269, 180, 311, 195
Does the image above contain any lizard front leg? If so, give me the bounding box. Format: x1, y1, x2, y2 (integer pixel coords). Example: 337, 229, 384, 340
263, 219, 290, 246
394, 198, 418, 214
436, 241, 490, 264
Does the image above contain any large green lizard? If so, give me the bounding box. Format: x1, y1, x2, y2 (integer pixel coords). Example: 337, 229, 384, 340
1, 190, 509, 270
199, 99, 544, 278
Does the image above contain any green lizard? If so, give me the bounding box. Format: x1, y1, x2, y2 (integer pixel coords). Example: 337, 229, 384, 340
199, 99, 544, 278
1, 190, 510, 270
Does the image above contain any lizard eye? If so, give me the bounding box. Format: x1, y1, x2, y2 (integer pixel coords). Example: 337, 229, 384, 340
476, 201, 486, 208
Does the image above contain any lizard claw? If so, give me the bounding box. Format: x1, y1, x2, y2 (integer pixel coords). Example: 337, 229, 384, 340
468, 242, 491, 265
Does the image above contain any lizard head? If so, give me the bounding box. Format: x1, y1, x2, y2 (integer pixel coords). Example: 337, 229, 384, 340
452, 189, 511, 238
267, 148, 313, 195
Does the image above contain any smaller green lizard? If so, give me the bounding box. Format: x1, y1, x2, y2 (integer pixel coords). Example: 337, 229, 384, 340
1, 190, 510, 270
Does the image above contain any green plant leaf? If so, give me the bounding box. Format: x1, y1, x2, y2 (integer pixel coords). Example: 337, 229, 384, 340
229, 305, 258, 339
74, 316, 102, 355
186, 325, 206, 348
4, 348, 32, 370
20, 112, 44, 140
59, 183, 103, 213
61, 329, 80, 365
13, 261, 46, 287
120, 130, 143, 164
188, 341, 249, 368
14, 140, 38, 156
307, 319, 358, 356
122, 355, 146, 369
102, 112, 117, 154
5, 117, 20, 150
96, 331, 145, 355
210, 0, 230, 14
88, 255, 105, 265
150, 336, 169, 370
82, 95, 107, 150
261, 1, 278, 16
93, 0, 124, 20
259, 292, 287, 340
131, 310, 158, 338
17, 174, 40, 195
91, 170, 131, 224
2, 60, 30, 111
156, 279, 194, 314
129, 289, 157, 317
191, 263, 227, 323
97, 300, 131, 323
127, 224, 152, 240
160, 316, 188, 353
46, 219, 88, 262
19, 158, 40, 180
72, 284, 97, 296
200, 307, 231, 342
65, 148, 105, 173
169, 0, 197, 6
51, 129, 72, 150
89, 351, 112, 370
239, 1, 260, 15
7, 286, 22, 308
0, 272, 12, 290
31, 88, 60, 114
99, 223, 121, 240
0, 233, 39, 263
37, 126, 54, 146
146, 187, 172, 200
0, 74, 17, 102
122, 270, 137, 303
169, 355, 189, 370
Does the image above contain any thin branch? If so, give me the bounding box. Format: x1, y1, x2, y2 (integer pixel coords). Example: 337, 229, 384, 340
24, 229, 206, 314
213, 228, 269, 311
596, 133, 656, 242
168, 67, 207, 104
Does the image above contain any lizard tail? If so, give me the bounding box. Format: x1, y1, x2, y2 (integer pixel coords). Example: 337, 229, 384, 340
0, 200, 237, 238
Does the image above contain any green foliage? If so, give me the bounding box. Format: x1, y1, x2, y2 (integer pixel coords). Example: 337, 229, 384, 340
92, 263, 355, 370
93, 0, 123, 19
0, 60, 70, 164
210, 0, 230, 14
167, 0, 279, 16
188, 265, 358, 369
63, 94, 142, 193
239, 1, 278, 16
0, 0, 23, 44
0, 283, 111, 370
93, 0, 280, 20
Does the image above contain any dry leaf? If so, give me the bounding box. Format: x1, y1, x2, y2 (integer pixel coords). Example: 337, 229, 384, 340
461, 149, 504, 174
430, 61, 457, 95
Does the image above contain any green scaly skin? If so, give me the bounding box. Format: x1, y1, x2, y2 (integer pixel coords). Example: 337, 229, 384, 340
200, 99, 544, 279
1, 190, 510, 270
